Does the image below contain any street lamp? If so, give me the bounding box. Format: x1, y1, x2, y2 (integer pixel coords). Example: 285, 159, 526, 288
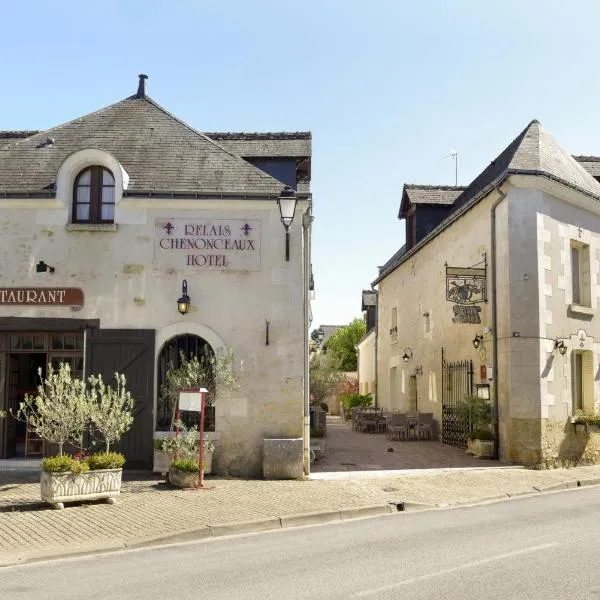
472, 334, 483, 349
402, 348, 413, 362
554, 339, 567, 356
277, 185, 297, 261
177, 280, 190, 315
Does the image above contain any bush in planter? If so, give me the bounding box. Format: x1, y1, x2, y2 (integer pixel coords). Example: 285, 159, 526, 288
573, 411, 600, 427
171, 458, 200, 473
161, 421, 215, 458
468, 429, 495, 442
341, 393, 372, 417
88, 452, 126, 470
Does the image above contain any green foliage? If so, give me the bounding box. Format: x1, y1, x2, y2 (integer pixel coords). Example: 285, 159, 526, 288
88, 373, 134, 452
42, 455, 78, 473
161, 421, 214, 458
18, 363, 89, 456
171, 458, 200, 473
88, 452, 126, 470
324, 319, 366, 371
573, 411, 600, 426
160, 349, 238, 430
341, 393, 373, 411
309, 353, 345, 404
468, 429, 495, 441
459, 395, 493, 439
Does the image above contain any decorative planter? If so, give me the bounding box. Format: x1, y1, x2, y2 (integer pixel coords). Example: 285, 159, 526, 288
153, 449, 174, 475
467, 439, 495, 459
168, 451, 213, 488
41, 468, 122, 510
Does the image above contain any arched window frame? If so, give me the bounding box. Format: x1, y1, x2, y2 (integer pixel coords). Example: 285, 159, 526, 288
72, 166, 115, 224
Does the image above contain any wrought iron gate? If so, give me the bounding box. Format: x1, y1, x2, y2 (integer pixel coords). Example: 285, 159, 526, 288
441, 348, 473, 448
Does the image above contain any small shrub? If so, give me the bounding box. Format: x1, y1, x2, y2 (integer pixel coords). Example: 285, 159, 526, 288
341, 393, 372, 412
171, 458, 200, 473
70, 460, 90, 474
42, 455, 77, 473
468, 429, 495, 441
573, 411, 600, 426
88, 452, 126, 470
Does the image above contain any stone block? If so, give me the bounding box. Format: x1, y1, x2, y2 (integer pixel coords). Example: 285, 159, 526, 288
263, 437, 303, 479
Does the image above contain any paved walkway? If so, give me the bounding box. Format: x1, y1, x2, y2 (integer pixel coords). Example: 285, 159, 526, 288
2, 420, 600, 567
311, 416, 507, 471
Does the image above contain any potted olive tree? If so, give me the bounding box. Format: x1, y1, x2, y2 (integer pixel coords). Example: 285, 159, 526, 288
155, 349, 238, 479
17, 363, 134, 509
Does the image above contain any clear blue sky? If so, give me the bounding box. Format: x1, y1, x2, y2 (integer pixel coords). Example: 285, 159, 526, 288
3, 1, 600, 329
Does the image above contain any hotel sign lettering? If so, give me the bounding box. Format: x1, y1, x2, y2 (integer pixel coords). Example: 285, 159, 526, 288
0, 288, 84, 306
155, 218, 261, 271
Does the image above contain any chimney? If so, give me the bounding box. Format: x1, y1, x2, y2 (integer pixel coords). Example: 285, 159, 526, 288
136, 74, 148, 98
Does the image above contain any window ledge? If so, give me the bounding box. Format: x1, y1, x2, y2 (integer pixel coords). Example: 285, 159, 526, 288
568, 303, 594, 317
66, 223, 118, 232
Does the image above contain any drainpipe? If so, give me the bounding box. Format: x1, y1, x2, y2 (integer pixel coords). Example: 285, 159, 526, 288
372, 286, 378, 408
490, 184, 508, 460
302, 208, 313, 475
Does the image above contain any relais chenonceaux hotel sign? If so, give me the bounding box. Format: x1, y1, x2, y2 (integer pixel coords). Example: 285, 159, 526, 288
154, 218, 261, 271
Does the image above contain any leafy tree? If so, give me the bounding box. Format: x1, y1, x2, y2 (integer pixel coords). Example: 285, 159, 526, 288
88, 373, 135, 453
309, 353, 345, 405
324, 318, 366, 371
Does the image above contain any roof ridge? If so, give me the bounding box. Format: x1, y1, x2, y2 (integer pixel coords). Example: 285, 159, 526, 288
138, 96, 286, 186
404, 183, 467, 190
205, 132, 311, 140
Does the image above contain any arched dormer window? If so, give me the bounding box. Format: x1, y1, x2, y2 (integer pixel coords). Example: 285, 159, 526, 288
73, 166, 115, 223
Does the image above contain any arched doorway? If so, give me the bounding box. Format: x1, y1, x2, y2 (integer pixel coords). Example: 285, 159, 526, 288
156, 334, 215, 431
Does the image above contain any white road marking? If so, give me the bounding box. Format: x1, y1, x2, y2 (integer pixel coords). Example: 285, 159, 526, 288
355, 542, 559, 597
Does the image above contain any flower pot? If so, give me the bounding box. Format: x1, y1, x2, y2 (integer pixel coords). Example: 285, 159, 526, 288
153, 449, 174, 475
168, 451, 213, 488
467, 439, 494, 459
41, 468, 122, 510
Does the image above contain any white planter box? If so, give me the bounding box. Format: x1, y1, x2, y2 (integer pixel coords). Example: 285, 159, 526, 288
41, 468, 122, 510
467, 439, 494, 458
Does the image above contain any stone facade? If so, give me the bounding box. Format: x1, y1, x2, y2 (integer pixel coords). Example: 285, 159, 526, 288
0, 84, 312, 477
372, 120, 600, 467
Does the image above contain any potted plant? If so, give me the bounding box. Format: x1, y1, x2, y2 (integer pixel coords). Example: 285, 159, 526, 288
161, 421, 215, 485
461, 394, 495, 458
156, 349, 238, 475
16, 362, 134, 509
572, 411, 600, 432
168, 458, 203, 489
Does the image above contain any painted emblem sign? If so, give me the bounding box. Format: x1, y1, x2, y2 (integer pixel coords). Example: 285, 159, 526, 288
154, 218, 261, 271
446, 266, 486, 305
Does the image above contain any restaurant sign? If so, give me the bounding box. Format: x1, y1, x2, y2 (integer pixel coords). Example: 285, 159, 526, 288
0, 288, 84, 306
154, 218, 261, 271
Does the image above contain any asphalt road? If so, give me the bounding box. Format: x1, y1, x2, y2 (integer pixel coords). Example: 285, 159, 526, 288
2, 487, 600, 599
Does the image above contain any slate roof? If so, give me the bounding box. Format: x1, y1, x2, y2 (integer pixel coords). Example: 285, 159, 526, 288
573, 155, 600, 177
404, 185, 466, 206
207, 135, 311, 158
375, 119, 600, 285
0, 96, 289, 197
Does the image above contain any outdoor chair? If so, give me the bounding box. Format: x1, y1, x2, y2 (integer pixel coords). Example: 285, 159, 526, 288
387, 413, 409, 440
406, 411, 419, 440
418, 412, 434, 440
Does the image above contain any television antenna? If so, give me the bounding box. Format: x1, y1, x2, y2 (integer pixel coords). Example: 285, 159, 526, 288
444, 149, 458, 185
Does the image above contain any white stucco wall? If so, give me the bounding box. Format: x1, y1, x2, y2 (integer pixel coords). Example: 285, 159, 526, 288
0, 181, 310, 476
357, 329, 376, 399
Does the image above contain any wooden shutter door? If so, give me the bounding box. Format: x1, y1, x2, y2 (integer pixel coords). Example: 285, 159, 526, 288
86, 329, 155, 469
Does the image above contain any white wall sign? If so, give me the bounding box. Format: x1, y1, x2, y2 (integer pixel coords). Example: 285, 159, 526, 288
155, 218, 261, 271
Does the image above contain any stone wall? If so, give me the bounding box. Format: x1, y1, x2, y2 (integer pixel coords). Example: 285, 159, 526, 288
541, 420, 600, 468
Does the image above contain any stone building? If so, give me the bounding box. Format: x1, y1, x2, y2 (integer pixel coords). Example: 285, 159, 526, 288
0, 75, 313, 477
372, 119, 600, 467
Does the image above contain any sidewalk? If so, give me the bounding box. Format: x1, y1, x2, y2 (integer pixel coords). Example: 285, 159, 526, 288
2, 464, 600, 567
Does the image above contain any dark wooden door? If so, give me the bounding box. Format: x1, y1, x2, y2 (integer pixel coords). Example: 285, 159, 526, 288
86, 329, 155, 469
1, 354, 18, 458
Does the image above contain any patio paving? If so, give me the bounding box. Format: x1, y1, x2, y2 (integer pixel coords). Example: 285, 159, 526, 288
311, 416, 509, 472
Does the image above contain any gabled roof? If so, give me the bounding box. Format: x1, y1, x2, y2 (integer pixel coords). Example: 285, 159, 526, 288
0, 96, 288, 196
375, 119, 600, 286
398, 184, 466, 218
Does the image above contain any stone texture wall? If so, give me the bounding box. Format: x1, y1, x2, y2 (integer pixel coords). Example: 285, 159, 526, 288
0, 195, 310, 477
541, 420, 600, 468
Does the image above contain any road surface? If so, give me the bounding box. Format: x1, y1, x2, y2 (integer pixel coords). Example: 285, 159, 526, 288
1, 486, 600, 599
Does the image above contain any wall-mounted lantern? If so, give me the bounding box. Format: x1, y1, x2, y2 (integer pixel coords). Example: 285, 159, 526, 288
472, 334, 483, 349
402, 348, 413, 362
554, 339, 567, 356
277, 185, 297, 262
177, 280, 190, 315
